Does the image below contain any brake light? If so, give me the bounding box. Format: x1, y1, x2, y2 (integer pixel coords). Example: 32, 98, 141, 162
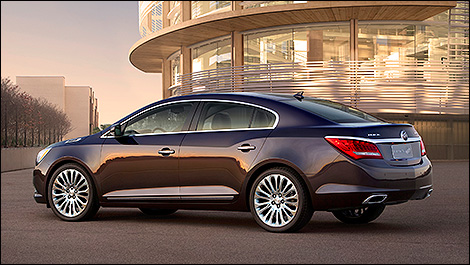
325, 137, 383, 160
420, 140, 426, 156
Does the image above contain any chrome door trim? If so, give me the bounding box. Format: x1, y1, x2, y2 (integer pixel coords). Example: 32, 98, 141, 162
103, 185, 239, 200
103, 187, 180, 198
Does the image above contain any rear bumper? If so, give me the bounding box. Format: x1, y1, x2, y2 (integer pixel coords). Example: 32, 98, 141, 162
308, 156, 433, 211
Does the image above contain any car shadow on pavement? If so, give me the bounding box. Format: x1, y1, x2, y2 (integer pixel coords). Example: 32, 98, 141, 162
87, 208, 422, 234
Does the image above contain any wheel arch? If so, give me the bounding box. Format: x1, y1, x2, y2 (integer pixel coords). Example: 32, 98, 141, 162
242, 158, 314, 210
44, 157, 99, 207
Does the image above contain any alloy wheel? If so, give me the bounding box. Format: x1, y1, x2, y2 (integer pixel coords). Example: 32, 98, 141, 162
51, 168, 90, 218
253, 173, 299, 227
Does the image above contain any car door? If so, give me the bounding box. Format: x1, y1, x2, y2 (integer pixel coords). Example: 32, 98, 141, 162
98, 101, 198, 200
178, 100, 277, 200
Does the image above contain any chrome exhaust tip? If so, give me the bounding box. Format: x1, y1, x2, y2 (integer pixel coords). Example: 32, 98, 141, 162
424, 188, 433, 199
363, 194, 388, 204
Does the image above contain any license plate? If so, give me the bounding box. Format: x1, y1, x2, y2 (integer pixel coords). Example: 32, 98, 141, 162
391, 144, 413, 159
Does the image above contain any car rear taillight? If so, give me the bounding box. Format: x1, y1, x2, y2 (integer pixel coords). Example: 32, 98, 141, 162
325, 137, 383, 160
420, 140, 426, 156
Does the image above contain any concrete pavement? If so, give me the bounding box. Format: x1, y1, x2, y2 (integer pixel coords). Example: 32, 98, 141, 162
1, 161, 468, 263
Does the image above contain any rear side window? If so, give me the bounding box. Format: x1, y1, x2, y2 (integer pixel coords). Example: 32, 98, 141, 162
196, 102, 276, 131
285, 98, 383, 124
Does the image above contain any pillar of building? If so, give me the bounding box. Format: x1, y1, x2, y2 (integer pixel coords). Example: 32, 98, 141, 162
350, 18, 358, 61
349, 18, 359, 106
179, 46, 191, 96
162, 58, 172, 99
231, 31, 243, 67
307, 30, 323, 61
181, 1, 191, 22
232, 1, 243, 11
180, 46, 191, 75
162, 1, 170, 28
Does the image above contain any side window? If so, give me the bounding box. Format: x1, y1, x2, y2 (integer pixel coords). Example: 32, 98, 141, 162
251, 108, 276, 128
123, 103, 194, 135
196, 102, 276, 131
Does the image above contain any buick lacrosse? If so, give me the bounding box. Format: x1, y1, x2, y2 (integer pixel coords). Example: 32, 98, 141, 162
33, 92, 432, 232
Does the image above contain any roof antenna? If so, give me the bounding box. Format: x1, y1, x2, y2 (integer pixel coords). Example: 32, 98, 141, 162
294, 91, 304, 101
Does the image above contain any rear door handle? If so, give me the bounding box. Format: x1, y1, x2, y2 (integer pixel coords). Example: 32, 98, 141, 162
238, 144, 256, 152
158, 148, 175, 156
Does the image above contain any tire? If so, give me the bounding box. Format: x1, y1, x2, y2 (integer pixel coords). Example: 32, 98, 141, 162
139, 208, 178, 215
332, 204, 385, 224
47, 164, 100, 221
249, 167, 313, 233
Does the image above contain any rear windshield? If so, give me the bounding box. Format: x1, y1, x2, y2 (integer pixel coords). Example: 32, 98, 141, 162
285, 98, 383, 124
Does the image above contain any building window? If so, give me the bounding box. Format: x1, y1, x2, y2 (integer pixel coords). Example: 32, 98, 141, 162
191, 1, 231, 19
192, 37, 231, 72
169, 51, 181, 86
140, 26, 147, 38
357, 20, 449, 62
244, 22, 350, 65
151, 2, 163, 32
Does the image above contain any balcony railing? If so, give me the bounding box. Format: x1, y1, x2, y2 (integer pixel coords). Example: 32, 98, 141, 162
170, 60, 469, 115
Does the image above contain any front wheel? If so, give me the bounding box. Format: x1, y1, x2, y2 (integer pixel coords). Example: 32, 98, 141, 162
249, 167, 313, 233
332, 204, 385, 224
47, 164, 100, 221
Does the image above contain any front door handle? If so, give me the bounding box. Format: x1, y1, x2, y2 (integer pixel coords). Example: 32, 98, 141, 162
158, 148, 175, 156
238, 144, 256, 152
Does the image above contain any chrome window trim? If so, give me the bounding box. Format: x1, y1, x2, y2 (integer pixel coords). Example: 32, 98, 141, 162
324, 135, 421, 144
101, 99, 280, 139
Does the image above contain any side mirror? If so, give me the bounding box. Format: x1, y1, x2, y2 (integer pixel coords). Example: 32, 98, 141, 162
113, 124, 123, 137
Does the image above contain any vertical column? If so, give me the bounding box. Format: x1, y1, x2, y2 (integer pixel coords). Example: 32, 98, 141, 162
180, 46, 191, 75
162, 58, 172, 99
181, 0, 191, 22
180, 46, 192, 95
350, 19, 359, 107
232, 1, 243, 11
231, 31, 243, 67
307, 30, 323, 62
179, 2, 192, 95
231, 31, 244, 91
350, 18, 358, 61
162, 1, 170, 28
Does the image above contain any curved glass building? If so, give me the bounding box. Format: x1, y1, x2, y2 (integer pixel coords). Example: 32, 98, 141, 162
131, 1, 469, 159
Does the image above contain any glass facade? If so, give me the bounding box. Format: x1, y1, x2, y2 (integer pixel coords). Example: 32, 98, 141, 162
192, 37, 232, 72
357, 21, 449, 62
192, 1, 231, 19
244, 23, 350, 65
170, 52, 181, 86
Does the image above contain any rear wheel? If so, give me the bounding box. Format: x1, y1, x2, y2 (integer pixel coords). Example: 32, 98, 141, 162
47, 164, 100, 221
332, 204, 385, 224
139, 208, 178, 216
249, 167, 313, 233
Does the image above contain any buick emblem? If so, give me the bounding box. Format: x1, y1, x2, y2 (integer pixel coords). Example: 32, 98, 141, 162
400, 130, 408, 141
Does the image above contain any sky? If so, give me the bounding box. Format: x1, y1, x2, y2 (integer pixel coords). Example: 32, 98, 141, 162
1, 1, 162, 125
